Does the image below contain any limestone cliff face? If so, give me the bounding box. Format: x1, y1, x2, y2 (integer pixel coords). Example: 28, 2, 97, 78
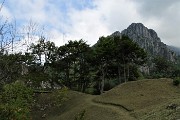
119, 23, 176, 61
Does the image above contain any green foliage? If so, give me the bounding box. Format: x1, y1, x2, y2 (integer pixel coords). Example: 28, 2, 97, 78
52, 87, 69, 106
113, 35, 147, 65
29, 36, 148, 94
0, 54, 22, 83
173, 78, 180, 86
31, 37, 57, 64
0, 81, 33, 120
92, 35, 147, 93
104, 82, 113, 91
74, 110, 86, 120
84, 88, 97, 95
53, 40, 92, 91
0, 53, 34, 85
24, 70, 49, 88
152, 56, 175, 78
2, 81, 33, 105
0, 104, 30, 120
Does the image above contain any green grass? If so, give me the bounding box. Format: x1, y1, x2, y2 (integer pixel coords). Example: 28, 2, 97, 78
31, 78, 180, 120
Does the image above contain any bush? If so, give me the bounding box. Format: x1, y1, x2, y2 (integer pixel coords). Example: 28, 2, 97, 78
104, 80, 117, 91
85, 88, 100, 95
0, 81, 33, 120
52, 87, 69, 106
0, 104, 30, 120
173, 78, 180, 86
104, 82, 112, 91
74, 110, 86, 120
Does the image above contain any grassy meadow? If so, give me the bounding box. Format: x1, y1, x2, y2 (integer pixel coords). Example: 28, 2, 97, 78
31, 78, 180, 120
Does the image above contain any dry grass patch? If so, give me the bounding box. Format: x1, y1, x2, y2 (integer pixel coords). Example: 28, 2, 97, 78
94, 78, 180, 119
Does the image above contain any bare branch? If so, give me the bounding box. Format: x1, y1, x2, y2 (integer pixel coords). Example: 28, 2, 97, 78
0, 0, 5, 12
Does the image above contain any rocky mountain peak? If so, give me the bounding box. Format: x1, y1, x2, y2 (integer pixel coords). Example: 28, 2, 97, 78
111, 31, 121, 37
122, 23, 160, 40
148, 29, 159, 40
127, 23, 149, 37
112, 23, 176, 62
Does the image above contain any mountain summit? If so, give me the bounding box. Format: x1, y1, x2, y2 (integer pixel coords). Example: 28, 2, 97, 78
113, 23, 176, 62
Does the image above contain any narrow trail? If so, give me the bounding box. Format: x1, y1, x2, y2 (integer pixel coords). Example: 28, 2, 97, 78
86, 96, 136, 120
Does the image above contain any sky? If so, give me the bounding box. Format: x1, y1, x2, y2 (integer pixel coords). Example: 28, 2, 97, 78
1, 0, 180, 48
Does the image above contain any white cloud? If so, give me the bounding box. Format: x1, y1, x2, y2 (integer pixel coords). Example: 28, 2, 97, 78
62, 0, 142, 45
7, 0, 49, 23
3, 0, 144, 46
93, 0, 142, 31
64, 7, 111, 45
48, 29, 64, 46
0, 6, 12, 21
131, 0, 180, 47
2, 0, 180, 48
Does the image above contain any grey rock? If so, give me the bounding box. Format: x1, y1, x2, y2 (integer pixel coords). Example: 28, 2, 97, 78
118, 23, 176, 61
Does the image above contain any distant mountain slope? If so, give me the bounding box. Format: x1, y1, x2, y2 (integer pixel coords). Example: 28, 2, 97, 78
168, 46, 180, 55
112, 23, 176, 62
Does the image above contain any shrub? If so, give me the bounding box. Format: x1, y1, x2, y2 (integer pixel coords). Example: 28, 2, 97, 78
52, 87, 69, 106
104, 82, 112, 91
0, 104, 30, 120
104, 80, 117, 91
0, 81, 33, 120
173, 78, 180, 86
74, 110, 86, 120
85, 88, 101, 95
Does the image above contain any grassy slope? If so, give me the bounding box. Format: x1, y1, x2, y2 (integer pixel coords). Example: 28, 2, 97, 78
32, 78, 180, 120
95, 78, 180, 119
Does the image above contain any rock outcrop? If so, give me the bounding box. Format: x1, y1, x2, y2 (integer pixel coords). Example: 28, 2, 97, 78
112, 23, 176, 62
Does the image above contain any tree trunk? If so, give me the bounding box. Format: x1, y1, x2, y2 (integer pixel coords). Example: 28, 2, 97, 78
123, 57, 126, 83
81, 83, 84, 92
73, 61, 76, 83
81, 80, 86, 93
100, 67, 105, 94
127, 63, 129, 81
66, 64, 71, 89
118, 61, 121, 84
38, 54, 41, 64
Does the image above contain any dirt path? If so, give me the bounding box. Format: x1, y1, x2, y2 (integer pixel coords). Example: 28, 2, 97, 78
86, 96, 136, 120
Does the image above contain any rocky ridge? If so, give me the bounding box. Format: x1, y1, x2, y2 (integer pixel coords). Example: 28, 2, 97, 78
112, 23, 176, 62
